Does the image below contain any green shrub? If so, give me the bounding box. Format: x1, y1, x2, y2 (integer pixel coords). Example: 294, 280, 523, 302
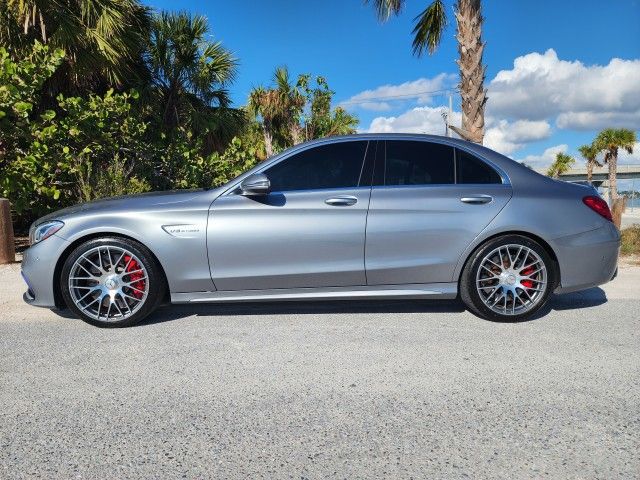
1, 43, 153, 224
621, 226, 640, 256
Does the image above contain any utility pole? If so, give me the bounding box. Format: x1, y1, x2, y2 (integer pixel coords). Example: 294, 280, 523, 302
448, 92, 453, 138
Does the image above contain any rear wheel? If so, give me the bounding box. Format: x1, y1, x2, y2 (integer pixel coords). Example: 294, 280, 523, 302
61, 237, 165, 327
460, 235, 556, 321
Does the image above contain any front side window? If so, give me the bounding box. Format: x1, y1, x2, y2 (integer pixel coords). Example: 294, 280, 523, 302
456, 148, 502, 184
265, 141, 368, 192
382, 141, 455, 186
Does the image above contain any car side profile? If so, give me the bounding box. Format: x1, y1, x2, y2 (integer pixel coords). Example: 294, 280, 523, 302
22, 134, 620, 327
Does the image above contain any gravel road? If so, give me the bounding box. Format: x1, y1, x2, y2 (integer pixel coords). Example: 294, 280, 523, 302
1, 263, 639, 479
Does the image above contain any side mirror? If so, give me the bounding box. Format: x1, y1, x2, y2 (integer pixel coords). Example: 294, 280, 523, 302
240, 173, 271, 196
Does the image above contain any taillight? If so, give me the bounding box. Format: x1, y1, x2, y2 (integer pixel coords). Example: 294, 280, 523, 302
582, 195, 612, 222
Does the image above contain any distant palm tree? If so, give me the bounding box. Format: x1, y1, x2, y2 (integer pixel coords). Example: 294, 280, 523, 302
249, 68, 360, 156
248, 86, 281, 157
366, 0, 487, 143
577, 143, 602, 184
248, 66, 306, 156
594, 128, 637, 203
272, 67, 306, 146
323, 107, 359, 137
547, 152, 575, 179
148, 11, 244, 153
2, 0, 151, 94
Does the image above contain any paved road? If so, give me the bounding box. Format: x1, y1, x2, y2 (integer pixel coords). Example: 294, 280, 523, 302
1, 263, 639, 479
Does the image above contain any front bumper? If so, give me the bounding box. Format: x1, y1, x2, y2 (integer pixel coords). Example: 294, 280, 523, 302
21, 234, 70, 308
552, 223, 620, 294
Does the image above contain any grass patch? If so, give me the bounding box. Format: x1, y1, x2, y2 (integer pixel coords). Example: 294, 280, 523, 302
621, 225, 640, 256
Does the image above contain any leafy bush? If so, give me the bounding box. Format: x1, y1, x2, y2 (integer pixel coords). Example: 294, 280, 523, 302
1, 43, 153, 224
157, 128, 263, 190
621, 226, 640, 256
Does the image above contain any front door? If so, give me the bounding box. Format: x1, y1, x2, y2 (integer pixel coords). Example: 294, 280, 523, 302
365, 140, 512, 285
207, 140, 374, 291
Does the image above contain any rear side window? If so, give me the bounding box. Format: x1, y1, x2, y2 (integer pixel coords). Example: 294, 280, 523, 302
382, 141, 455, 186
456, 148, 502, 184
266, 141, 368, 192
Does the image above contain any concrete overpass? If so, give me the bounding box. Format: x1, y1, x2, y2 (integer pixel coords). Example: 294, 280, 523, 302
534, 164, 640, 187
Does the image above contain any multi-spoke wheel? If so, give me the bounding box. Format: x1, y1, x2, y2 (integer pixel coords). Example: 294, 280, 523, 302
61, 237, 165, 327
460, 235, 556, 321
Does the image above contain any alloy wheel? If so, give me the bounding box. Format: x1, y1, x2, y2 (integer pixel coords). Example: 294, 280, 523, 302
475, 244, 548, 316
67, 246, 149, 322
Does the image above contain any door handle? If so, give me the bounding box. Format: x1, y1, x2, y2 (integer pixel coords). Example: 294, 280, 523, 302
325, 195, 358, 206
460, 195, 493, 204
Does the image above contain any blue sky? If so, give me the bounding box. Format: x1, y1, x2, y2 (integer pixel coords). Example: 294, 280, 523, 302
146, 0, 640, 169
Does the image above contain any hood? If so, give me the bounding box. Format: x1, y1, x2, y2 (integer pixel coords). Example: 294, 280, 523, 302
32, 189, 214, 226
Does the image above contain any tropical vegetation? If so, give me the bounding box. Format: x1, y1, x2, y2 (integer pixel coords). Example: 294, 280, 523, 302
0, 3, 357, 229
248, 67, 357, 157
547, 152, 575, 178
578, 143, 601, 183
594, 128, 637, 203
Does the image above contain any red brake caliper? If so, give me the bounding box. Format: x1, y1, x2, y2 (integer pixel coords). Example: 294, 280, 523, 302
123, 255, 145, 299
521, 267, 535, 289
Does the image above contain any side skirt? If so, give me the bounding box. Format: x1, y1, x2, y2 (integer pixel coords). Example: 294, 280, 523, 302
171, 283, 458, 303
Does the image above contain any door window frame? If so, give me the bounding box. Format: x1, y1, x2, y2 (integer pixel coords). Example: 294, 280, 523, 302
224, 139, 374, 196
374, 139, 510, 188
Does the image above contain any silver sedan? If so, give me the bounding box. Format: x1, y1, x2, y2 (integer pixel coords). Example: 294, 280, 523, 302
22, 134, 620, 327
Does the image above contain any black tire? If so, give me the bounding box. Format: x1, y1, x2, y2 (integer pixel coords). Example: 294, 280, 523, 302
460, 234, 557, 322
60, 237, 166, 328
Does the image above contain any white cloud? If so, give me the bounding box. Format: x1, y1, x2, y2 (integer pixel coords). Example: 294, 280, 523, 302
341, 74, 455, 111
488, 49, 640, 131
366, 109, 550, 156
357, 49, 640, 164
516, 144, 568, 169
618, 142, 640, 165
483, 119, 552, 155
366, 106, 461, 136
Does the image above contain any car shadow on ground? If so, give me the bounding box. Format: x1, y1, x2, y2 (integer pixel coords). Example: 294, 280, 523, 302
131, 286, 609, 327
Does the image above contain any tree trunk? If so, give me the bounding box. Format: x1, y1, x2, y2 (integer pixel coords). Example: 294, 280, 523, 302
587, 161, 593, 183
262, 120, 274, 157
290, 122, 303, 146
608, 149, 618, 204
453, 0, 487, 144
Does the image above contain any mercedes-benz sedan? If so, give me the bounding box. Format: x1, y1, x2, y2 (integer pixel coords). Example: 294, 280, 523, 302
22, 134, 620, 327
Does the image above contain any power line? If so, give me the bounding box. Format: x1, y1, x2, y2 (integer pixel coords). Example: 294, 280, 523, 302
340, 88, 458, 105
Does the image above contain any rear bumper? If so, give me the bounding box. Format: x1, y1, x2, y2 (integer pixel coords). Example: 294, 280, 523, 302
21, 234, 70, 308
552, 223, 620, 294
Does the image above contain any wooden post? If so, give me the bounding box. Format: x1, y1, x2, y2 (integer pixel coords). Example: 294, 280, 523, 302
0, 198, 16, 264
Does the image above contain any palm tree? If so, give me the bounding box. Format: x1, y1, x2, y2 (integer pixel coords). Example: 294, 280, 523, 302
594, 128, 637, 203
1, 0, 151, 95
298, 74, 358, 140
366, 0, 486, 143
547, 152, 575, 179
273, 67, 306, 145
248, 66, 306, 156
578, 143, 602, 184
147, 11, 244, 153
323, 107, 359, 137
247, 86, 281, 157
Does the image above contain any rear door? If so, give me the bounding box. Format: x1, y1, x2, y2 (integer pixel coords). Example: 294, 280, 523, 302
365, 140, 512, 285
207, 140, 374, 291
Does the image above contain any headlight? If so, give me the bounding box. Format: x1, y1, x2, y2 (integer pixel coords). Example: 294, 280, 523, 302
30, 220, 64, 245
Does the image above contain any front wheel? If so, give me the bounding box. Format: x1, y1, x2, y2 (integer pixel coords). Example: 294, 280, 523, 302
460, 235, 556, 322
60, 237, 165, 327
